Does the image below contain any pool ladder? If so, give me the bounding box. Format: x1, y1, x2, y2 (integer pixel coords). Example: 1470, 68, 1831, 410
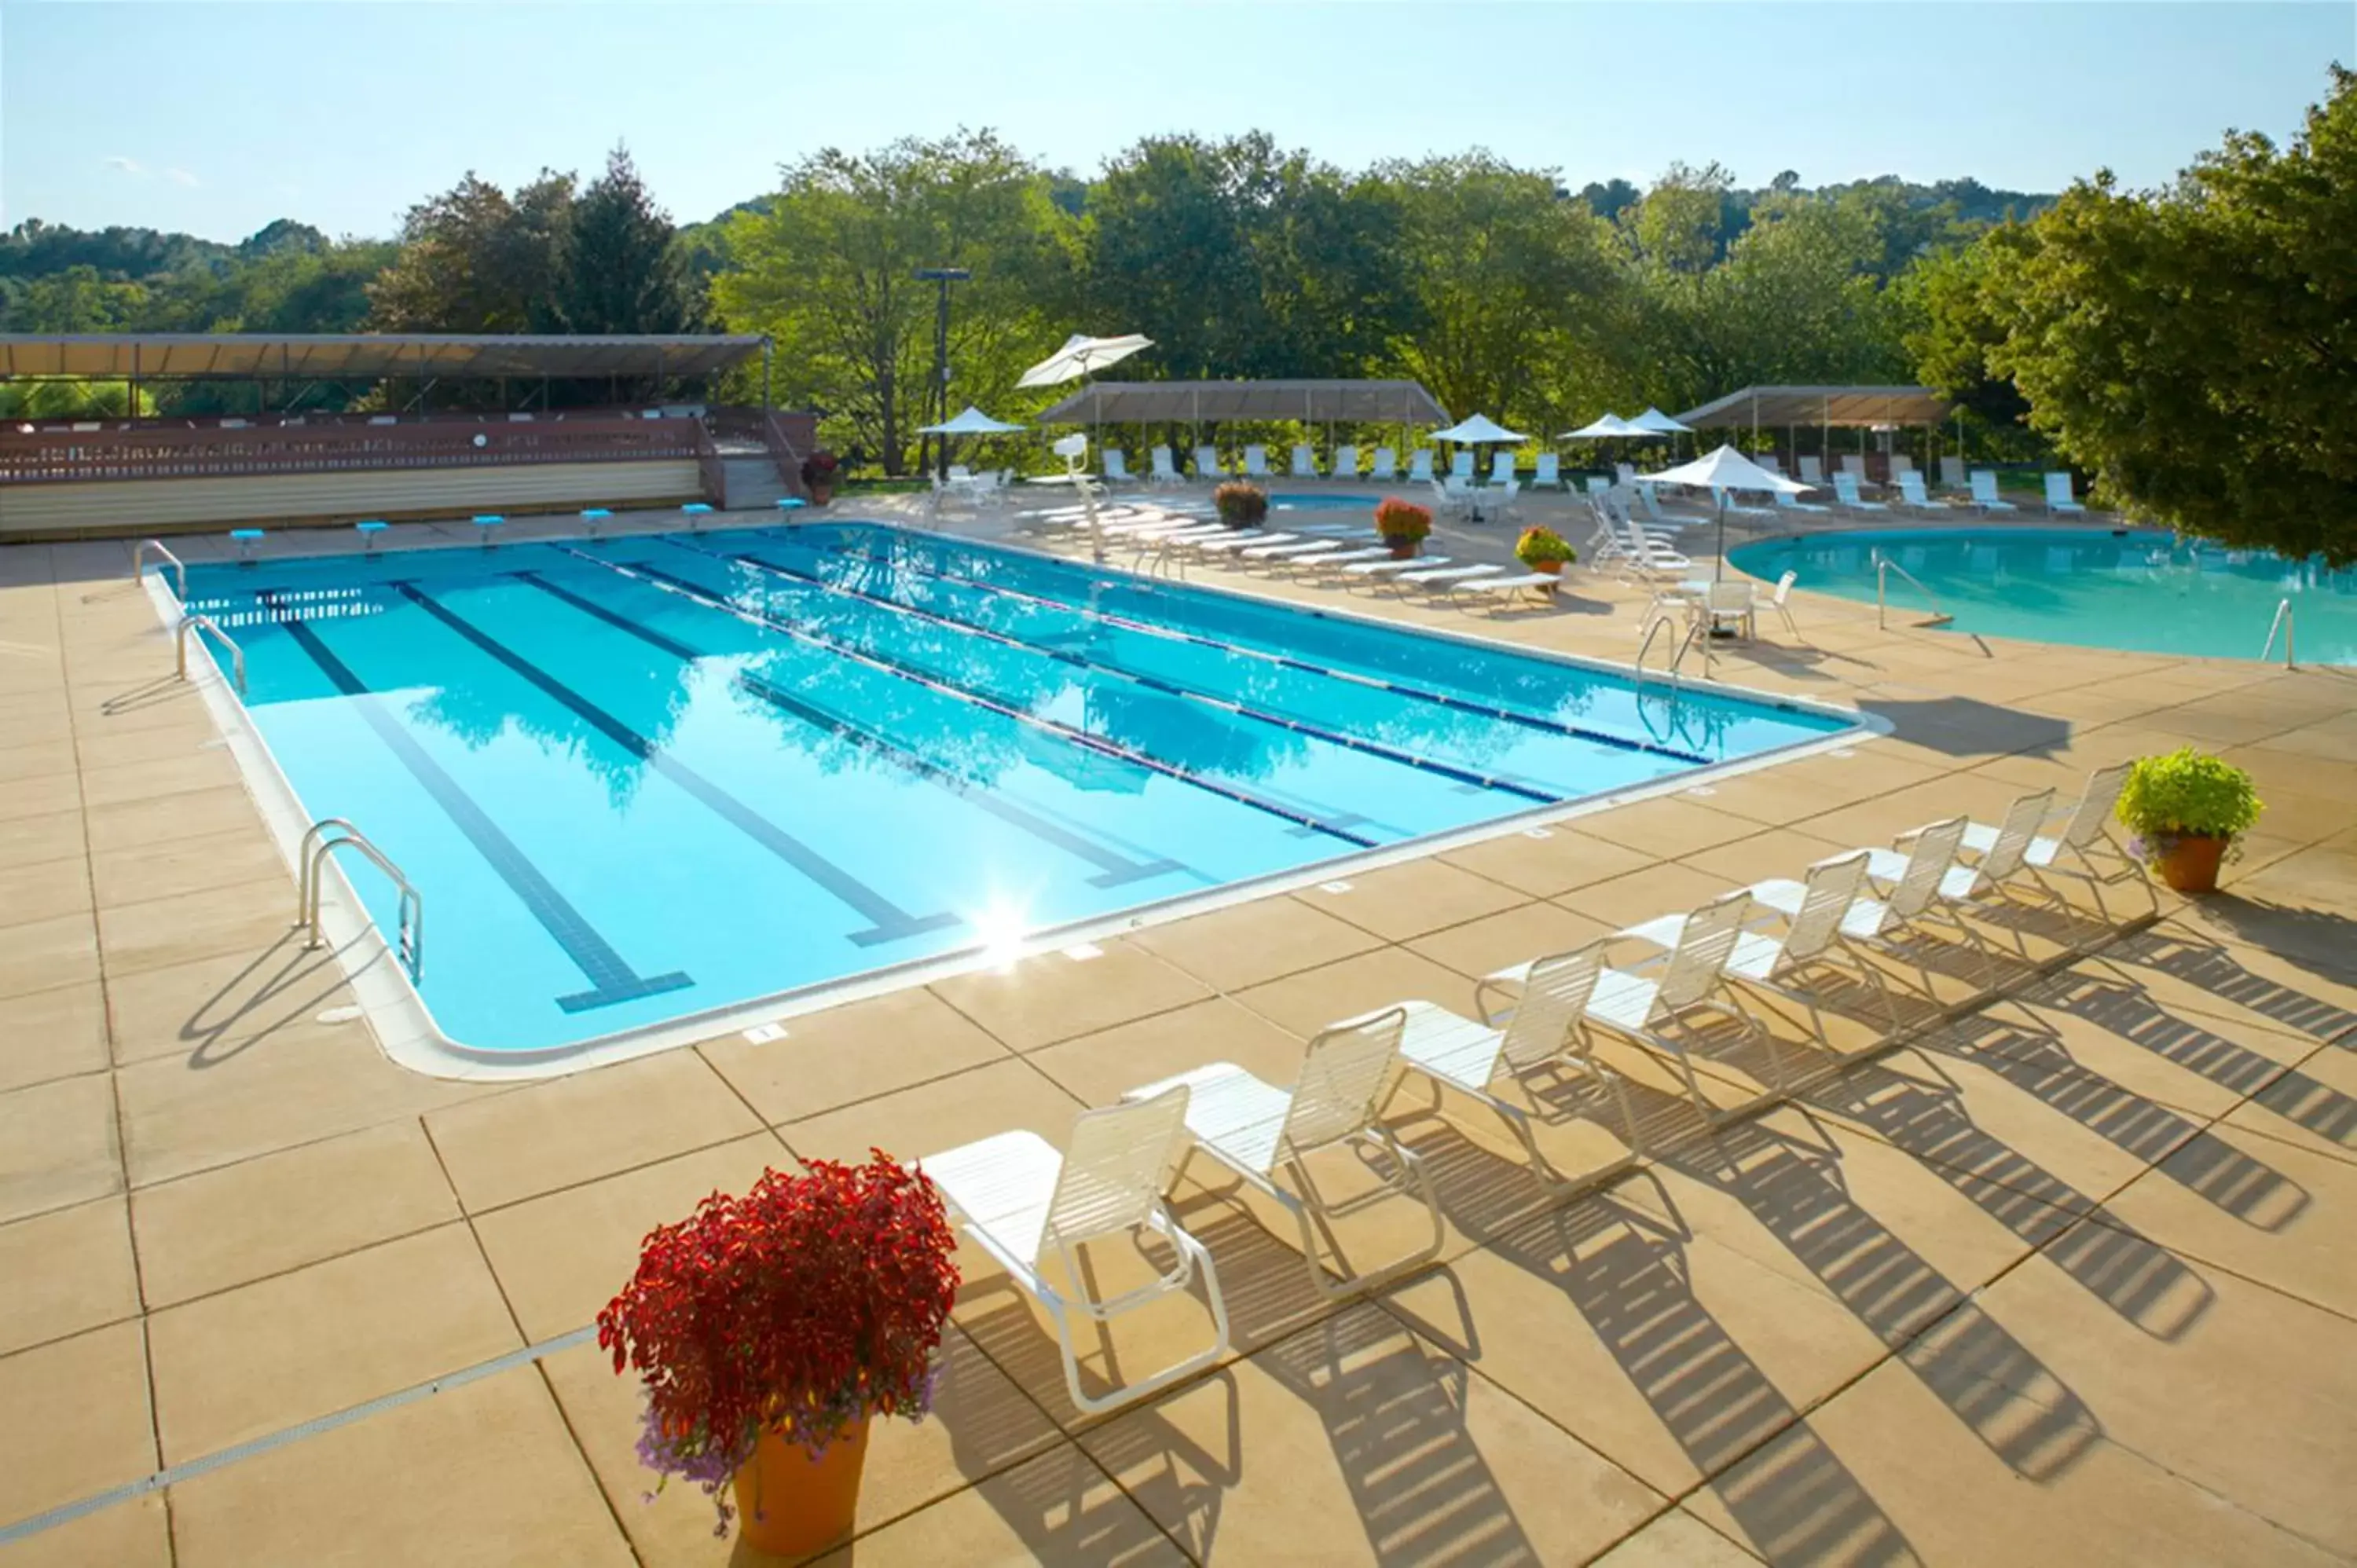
1633, 606, 1706, 684
298, 819, 423, 982
2261, 599, 2297, 669
132, 537, 188, 599
176, 614, 247, 694
1873, 550, 1954, 629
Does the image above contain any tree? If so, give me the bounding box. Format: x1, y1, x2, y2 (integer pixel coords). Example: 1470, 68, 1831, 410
563, 146, 695, 334
366, 170, 575, 332
5, 264, 148, 331
1901, 224, 2038, 430
1985, 67, 2357, 562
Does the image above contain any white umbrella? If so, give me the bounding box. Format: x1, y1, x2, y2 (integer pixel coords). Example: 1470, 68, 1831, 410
1643, 444, 1810, 580
1017, 332, 1153, 390
1560, 413, 1654, 439
1431, 413, 1527, 445
917, 405, 1025, 435
1629, 406, 1694, 434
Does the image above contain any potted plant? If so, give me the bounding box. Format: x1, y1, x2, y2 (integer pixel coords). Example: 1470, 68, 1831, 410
1374, 496, 1432, 559
801, 449, 840, 506
1515, 526, 1576, 575
2116, 746, 2264, 894
1213, 480, 1269, 528
597, 1155, 960, 1553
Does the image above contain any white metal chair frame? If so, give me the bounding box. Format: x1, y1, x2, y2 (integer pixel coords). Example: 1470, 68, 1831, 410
1579, 890, 1780, 1122
1721, 850, 1904, 1050
1957, 764, 2148, 923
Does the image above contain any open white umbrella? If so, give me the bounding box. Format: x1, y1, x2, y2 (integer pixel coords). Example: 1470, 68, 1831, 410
917, 405, 1025, 435
1629, 407, 1695, 435
1642, 444, 1810, 579
1560, 413, 1654, 440
1431, 413, 1527, 445
1017, 332, 1153, 390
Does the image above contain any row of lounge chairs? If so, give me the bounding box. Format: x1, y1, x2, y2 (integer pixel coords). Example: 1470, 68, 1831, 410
923, 762, 2146, 1414
1112, 445, 1583, 490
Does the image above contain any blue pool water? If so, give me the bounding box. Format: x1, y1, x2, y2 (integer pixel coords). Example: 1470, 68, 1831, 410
1730, 527, 2357, 665
1269, 493, 1379, 513
182, 522, 1846, 1054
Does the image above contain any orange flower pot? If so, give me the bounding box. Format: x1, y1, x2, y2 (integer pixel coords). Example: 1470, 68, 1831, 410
2154, 835, 2227, 894
733, 1417, 871, 1556
1529, 559, 1564, 575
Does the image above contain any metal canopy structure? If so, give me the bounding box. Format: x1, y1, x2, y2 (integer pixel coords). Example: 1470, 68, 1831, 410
0, 333, 768, 382
1036, 379, 1447, 426
1674, 385, 1953, 429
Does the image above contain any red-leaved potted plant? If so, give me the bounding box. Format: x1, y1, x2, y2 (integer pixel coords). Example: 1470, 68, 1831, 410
1374, 496, 1432, 559
800, 449, 840, 506
597, 1155, 960, 1553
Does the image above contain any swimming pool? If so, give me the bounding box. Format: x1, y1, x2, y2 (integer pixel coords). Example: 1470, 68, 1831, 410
176, 522, 1852, 1066
1729, 527, 2356, 665
1269, 493, 1380, 513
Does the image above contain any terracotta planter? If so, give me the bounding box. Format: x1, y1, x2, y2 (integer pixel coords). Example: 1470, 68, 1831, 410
2154, 834, 2227, 894
807, 484, 834, 507
733, 1416, 871, 1556
1384, 537, 1421, 559
1527, 559, 1564, 576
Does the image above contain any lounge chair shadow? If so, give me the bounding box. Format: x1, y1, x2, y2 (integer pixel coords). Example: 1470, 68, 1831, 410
2156, 898, 2357, 1000
1798, 1052, 2214, 1341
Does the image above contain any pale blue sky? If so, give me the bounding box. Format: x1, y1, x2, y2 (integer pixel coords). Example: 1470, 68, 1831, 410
4, 1, 2348, 243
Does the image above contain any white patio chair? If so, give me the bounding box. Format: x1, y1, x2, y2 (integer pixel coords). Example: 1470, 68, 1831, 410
1291, 444, 1319, 478
1832, 473, 1890, 514
1127, 1009, 1443, 1299
1956, 763, 2146, 922
1368, 446, 1397, 482
1490, 476, 1523, 519
1243, 445, 1272, 478
1193, 445, 1223, 481
1102, 448, 1131, 483
1533, 452, 1561, 489
1584, 475, 1611, 498
1968, 471, 2018, 513
1149, 446, 1185, 489
1615, 462, 1637, 485
1407, 449, 1436, 482
1390, 943, 1644, 1187
2044, 472, 2087, 516
1774, 489, 1831, 517
1428, 478, 1472, 519
923, 1086, 1230, 1416
1332, 444, 1359, 480
1702, 578, 1757, 637
1762, 570, 1802, 637
1487, 451, 1516, 485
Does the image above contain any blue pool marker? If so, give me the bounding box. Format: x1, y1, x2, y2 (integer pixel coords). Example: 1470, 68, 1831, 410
681, 501, 714, 531
472, 514, 505, 549
776, 496, 808, 515
354, 519, 388, 552
230, 526, 265, 564
580, 507, 612, 544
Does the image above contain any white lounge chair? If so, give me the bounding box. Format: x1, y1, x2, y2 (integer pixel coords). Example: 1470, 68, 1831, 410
1291, 444, 1318, 479
1585, 474, 1613, 499
1832, 473, 1890, 514
1889, 454, 1917, 481
1714, 486, 1773, 519
1332, 445, 1359, 480
1774, 489, 1831, 516
1956, 763, 2145, 921
2044, 473, 2087, 516
1615, 462, 1638, 486
1745, 820, 1977, 1015
1797, 455, 1824, 485
1756, 453, 1786, 476
1968, 471, 2018, 513
1407, 449, 1436, 483
1243, 445, 1272, 479
923, 1086, 1230, 1416
1487, 452, 1516, 485
1896, 472, 1945, 513
1576, 890, 1769, 1120
1295, 546, 1393, 577
1368, 447, 1397, 482
1533, 452, 1561, 489
1193, 445, 1223, 480
1127, 1009, 1443, 1299
1149, 446, 1185, 489
1446, 570, 1559, 610
1839, 455, 1873, 489
1342, 554, 1450, 583
1396, 562, 1503, 594
1391, 943, 1644, 1189
1102, 448, 1131, 483
1938, 456, 1969, 491
1450, 450, 1475, 482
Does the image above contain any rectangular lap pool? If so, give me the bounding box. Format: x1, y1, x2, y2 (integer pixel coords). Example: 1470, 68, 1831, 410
177, 521, 1854, 1067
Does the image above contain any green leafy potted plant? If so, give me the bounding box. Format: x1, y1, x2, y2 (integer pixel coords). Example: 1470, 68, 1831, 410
1213, 481, 1269, 528
598, 1155, 960, 1554
801, 449, 840, 506
1374, 496, 1432, 559
2117, 746, 2263, 893
1515, 526, 1576, 575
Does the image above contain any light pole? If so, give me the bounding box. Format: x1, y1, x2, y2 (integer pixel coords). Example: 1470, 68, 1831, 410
914, 266, 970, 481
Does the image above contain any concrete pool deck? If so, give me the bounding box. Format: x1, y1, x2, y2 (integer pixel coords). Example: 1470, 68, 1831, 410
3, 490, 2354, 1566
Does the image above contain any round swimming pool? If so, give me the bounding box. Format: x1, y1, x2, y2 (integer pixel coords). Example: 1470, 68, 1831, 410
1728, 527, 2355, 665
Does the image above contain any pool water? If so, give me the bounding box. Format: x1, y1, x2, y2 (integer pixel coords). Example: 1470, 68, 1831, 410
182, 522, 1847, 1056
1269, 493, 1379, 513
1729, 527, 2357, 665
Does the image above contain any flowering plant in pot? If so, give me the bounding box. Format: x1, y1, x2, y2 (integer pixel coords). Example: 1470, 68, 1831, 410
1374, 496, 1432, 559
1515, 526, 1575, 574
597, 1154, 959, 1552
800, 449, 840, 505
1213, 481, 1269, 528
2116, 746, 2263, 893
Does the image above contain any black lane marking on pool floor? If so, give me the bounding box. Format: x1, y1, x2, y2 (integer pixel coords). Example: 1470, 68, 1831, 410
551, 545, 1383, 851
804, 534, 1714, 766
513, 569, 1188, 891
263, 603, 695, 1014
709, 544, 1564, 807
390, 583, 963, 948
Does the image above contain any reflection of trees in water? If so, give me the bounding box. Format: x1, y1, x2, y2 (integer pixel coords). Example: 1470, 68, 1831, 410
402, 643, 698, 811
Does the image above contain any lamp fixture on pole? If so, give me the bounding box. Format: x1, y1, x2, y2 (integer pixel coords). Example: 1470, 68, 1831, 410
915, 267, 972, 481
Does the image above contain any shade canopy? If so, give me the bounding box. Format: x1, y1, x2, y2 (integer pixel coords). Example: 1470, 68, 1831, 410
1034, 378, 1446, 425
1431, 413, 1526, 444
1560, 413, 1652, 439
1674, 385, 1954, 429
1629, 406, 1694, 434
0, 332, 767, 382
1016, 332, 1153, 390
918, 404, 1025, 435
1642, 443, 1812, 495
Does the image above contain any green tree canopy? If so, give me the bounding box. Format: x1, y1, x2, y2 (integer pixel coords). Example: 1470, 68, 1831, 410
562, 147, 695, 335
367, 170, 577, 332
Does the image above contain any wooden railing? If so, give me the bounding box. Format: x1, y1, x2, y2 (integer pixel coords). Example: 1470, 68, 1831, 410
0, 415, 708, 485
707, 407, 818, 498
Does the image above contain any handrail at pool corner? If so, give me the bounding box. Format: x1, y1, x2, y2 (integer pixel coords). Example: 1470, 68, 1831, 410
132, 537, 188, 599
298, 818, 424, 981
174, 614, 247, 694
2261, 598, 2297, 669
1873, 549, 1954, 630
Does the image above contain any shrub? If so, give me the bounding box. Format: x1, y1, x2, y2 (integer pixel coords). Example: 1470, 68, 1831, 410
597, 1154, 959, 1534
1516, 526, 1575, 566
2117, 747, 2263, 856
1373, 496, 1432, 542
800, 449, 840, 489
1213, 481, 1268, 526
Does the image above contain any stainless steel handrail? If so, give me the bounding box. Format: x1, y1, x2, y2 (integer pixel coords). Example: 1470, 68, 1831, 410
175, 614, 247, 693
2261, 598, 2297, 668
1874, 549, 1954, 628
1634, 609, 1684, 683
132, 538, 188, 599
297, 819, 423, 980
